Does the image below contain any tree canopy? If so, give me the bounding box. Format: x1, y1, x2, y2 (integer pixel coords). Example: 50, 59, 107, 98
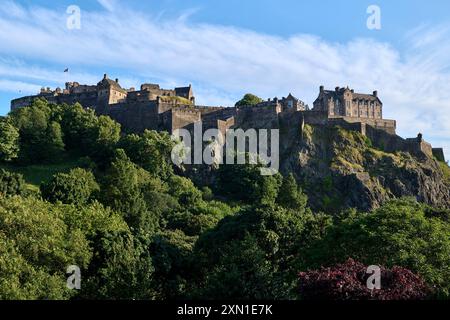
235, 93, 263, 107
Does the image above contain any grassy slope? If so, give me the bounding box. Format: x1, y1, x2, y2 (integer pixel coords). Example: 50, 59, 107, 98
0, 155, 83, 193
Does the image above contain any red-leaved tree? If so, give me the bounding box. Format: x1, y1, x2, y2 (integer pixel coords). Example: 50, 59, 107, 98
298, 259, 431, 300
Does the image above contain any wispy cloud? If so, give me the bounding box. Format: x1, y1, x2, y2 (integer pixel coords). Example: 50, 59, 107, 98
0, 79, 40, 95
97, 0, 117, 12
0, 1, 449, 159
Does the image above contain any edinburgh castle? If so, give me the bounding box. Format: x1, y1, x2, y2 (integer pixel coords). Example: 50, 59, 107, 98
10, 74, 446, 162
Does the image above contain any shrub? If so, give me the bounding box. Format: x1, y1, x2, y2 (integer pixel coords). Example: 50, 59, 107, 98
298, 259, 431, 300
41, 168, 100, 205
0, 169, 26, 197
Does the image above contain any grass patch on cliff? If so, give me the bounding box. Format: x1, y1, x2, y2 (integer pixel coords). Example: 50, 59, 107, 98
160, 96, 193, 105
331, 156, 364, 173
332, 127, 366, 167
302, 124, 313, 140
438, 161, 450, 185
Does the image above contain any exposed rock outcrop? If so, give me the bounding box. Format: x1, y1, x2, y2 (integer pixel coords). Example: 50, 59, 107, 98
279, 123, 450, 211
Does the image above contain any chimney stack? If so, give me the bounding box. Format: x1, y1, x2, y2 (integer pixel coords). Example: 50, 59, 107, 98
320, 85, 324, 93
103, 74, 107, 80
335, 86, 340, 92
373, 90, 378, 97
115, 78, 119, 83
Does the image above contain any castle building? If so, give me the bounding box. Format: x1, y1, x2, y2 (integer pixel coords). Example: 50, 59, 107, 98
313, 86, 382, 119
11, 74, 195, 112
9, 77, 445, 162
311, 86, 397, 135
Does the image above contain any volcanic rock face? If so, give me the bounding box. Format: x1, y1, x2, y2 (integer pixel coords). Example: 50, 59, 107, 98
279, 123, 450, 212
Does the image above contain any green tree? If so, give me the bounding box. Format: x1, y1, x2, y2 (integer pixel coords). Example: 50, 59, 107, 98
277, 173, 308, 210
150, 230, 197, 299
193, 235, 280, 299
216, 161, 282, 205
235, 93, 263, 107
81, 231, 155, 300
118, 130, 175, 180
101, 149, 167, 237
9, 99, 64, 164
167, 175, 202, 208
193, 204, 332, 299
59, 103, 121, 165
0, 118, 19, 162
41, 168, 100, 205
0, 196, 92, 299
166, 200, 237, 237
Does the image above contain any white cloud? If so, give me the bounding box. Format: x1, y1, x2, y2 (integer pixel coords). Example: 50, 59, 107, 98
97, 0, 117, 12
0, 1, 449, 159
0, 79, 40, 95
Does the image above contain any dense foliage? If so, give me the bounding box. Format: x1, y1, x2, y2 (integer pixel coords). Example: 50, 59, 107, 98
297, 198, 450, 298
0, 99, 448, 300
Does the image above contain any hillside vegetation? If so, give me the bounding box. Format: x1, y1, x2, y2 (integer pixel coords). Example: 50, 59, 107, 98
0, 99, 449, 300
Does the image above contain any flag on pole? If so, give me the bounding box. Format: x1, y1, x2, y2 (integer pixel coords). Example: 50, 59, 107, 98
64, 68, 69, 73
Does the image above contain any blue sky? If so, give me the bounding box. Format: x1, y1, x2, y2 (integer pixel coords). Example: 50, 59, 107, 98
1, 0, 450, 159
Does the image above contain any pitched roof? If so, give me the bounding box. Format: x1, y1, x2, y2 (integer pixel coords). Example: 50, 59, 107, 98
97, 75, 126, 93
286, 93, 298, 101
352, 93, 378, 102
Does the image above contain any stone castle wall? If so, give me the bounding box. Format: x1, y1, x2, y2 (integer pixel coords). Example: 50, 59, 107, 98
235, 104, 280, 129
170, 107, 202, 132
106, 101, 159, 133
329, 116, 396, 135
433, 148, 446, 162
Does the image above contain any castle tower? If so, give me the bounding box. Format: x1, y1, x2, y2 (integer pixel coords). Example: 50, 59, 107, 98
96, 74, 128, 109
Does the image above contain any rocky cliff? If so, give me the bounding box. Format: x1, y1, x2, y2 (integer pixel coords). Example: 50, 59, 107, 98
279, 123, 450, 212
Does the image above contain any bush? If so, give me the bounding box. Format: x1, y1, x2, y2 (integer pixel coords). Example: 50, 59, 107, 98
298, 259, 431, 300
41, 168, 100, 205
0, 169, 26, 197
